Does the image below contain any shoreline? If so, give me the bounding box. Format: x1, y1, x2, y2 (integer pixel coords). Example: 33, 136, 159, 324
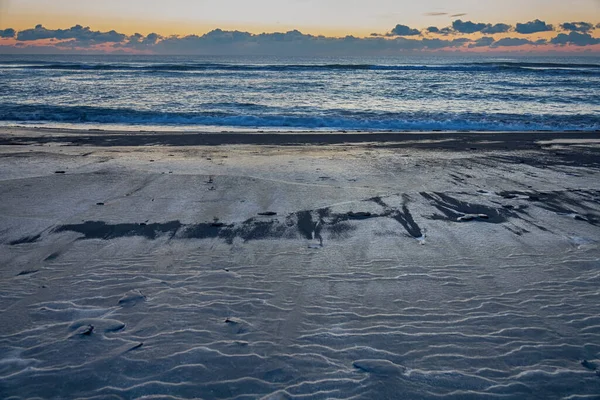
2, 126, 600, 148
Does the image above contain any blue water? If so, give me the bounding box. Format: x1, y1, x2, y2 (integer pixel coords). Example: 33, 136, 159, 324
1, 54, 599, 131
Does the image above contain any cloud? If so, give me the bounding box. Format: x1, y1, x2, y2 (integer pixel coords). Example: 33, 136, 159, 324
482, 23, 511, 34
451, 13, 467, 17
5, 21, 600, 55
421, 37, 470, 49
560, 22, 594, 32
491, 37, 545, 47
469, 37, 495, 48
204, 28, 254, 42
550, 31, 600, 46
425, 12, 447, 16
389, 24, 420, 36
118, 32, 163, 50
451, 20, 511, 34
0, 28, 16, 38
452, 20, 488, 34
17, 24, 126, 43
515, 19, 553, 34
148, 29, 479, 55
427, 26, 454, 35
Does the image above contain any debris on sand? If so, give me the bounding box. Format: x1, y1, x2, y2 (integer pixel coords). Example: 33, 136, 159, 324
348, 211, 373, 220
457, 214, 489, 222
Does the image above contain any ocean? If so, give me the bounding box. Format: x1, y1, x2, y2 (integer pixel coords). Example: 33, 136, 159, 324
1, 54, 599, 132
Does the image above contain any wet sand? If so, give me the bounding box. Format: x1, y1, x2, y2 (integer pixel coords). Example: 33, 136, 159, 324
1, 127, 600, 399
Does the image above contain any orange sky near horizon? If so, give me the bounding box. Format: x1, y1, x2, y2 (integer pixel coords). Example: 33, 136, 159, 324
1, 0, 599, 54
1, 0, 599, 38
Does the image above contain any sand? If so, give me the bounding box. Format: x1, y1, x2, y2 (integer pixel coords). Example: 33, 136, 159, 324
1, 127, 600, 399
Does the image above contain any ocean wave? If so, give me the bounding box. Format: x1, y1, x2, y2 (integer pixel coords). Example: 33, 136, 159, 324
1, 61, 599, 75
1, 104, 598, 131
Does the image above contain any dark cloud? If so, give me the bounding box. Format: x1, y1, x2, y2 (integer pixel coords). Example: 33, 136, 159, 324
482, 23, 511, 34
17, 24, 126, 43
491, 37, 544, 47
515, 19, 553, 34
469, 37, 495, 48
425, 12, 447, 16
451, 13, 467, 17
0, 28, 16, 38
204, 28, 253, 42
119, 32, 163, 49
427, 26, 454, 35
421, 37, 470, 49
5, 21, 600, 55
389, 24, 420, 36
149, 29, 475, 55
560, 22, 594, 32
550, 31, 600, 46
452, 20, 488, 33
145, 33, 161, 43
452, 20, 511, 34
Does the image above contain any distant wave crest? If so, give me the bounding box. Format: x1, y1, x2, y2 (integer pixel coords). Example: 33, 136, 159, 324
1, 104, 598, 131
1, 61, 599, 75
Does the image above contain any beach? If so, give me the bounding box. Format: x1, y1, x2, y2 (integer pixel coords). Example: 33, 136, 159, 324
1, 127, 600, 399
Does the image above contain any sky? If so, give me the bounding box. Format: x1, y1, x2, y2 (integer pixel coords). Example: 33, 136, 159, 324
1, 0, 599, 54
